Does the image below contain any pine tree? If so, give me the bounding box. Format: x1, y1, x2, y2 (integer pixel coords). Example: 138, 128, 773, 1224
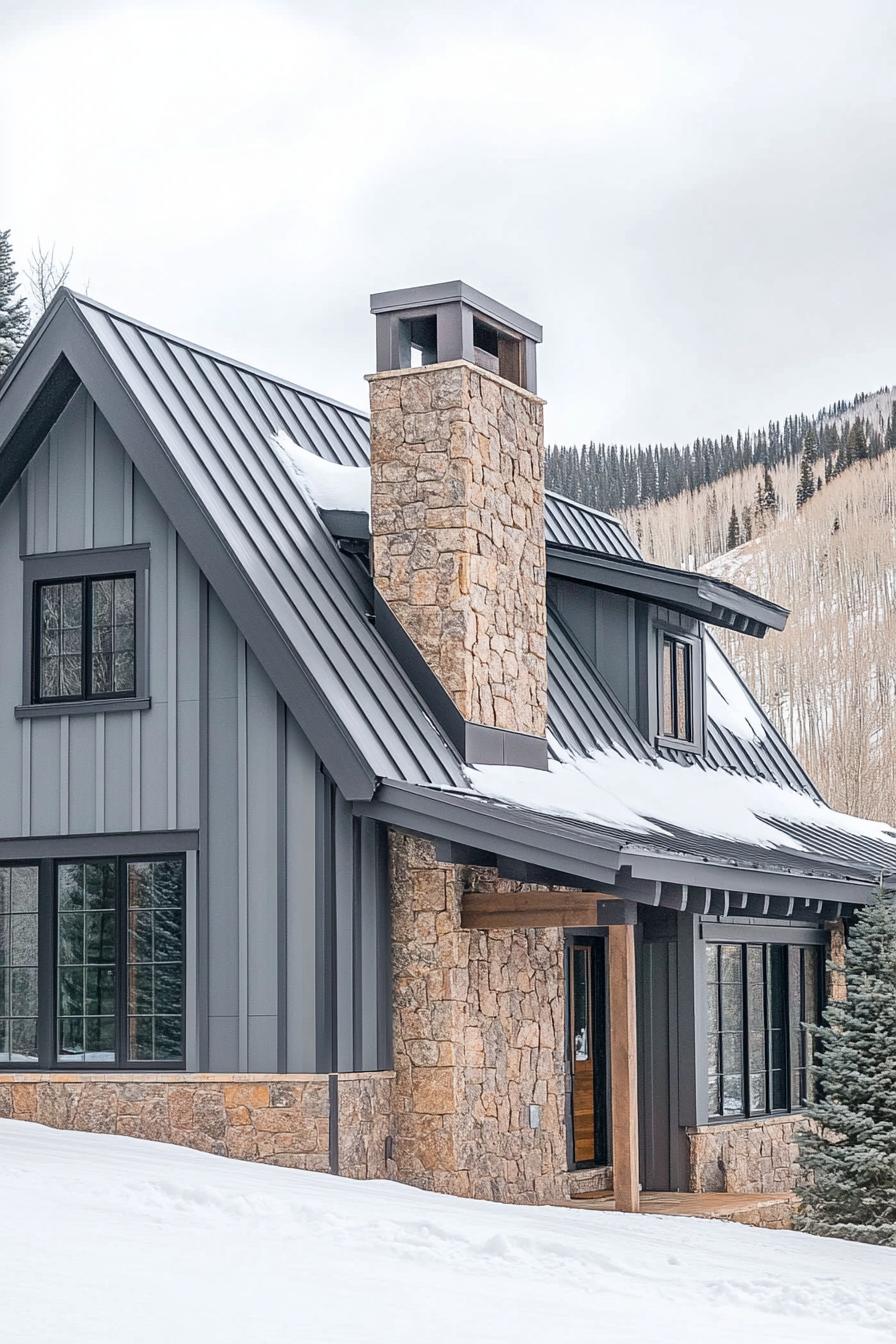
797, 895, 896, 1245
741, 505, 753, 542
726, 504, 740, 549
796, 426, 818, 508
762, 466, 778, 518
0, 229, 29, 376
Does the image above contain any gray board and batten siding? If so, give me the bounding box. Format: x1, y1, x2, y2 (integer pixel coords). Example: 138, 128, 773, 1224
0, 382, 389, 1075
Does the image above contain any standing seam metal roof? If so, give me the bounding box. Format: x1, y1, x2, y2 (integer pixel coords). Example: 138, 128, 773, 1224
69, 293, 463, 791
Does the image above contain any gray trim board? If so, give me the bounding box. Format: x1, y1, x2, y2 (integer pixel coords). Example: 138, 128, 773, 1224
0, 829, 198, 859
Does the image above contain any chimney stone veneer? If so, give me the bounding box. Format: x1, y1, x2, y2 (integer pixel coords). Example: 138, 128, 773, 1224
368, 360, 547, 738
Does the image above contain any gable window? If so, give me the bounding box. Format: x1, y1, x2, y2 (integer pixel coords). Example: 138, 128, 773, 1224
36, 574, 135, 703
706, 940, 822, 1119
18, 545, 149, 718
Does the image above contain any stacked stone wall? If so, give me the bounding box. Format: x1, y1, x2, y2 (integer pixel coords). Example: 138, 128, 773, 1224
687, 1114, 808, 1195
0, 1071, 394, 1178
368, 360, 547, 737
390, 832, 575, 1204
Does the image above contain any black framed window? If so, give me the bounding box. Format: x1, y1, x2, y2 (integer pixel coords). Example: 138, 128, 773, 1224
789, 945, 821, 1106
707, 940, 822, 1119
35, 573, 136, 704
126, 859, 185, 1062
0, 853, 186, 1070
55, 856, 185, 1067
0, 865, 40, 1064
661, 633, 693, 741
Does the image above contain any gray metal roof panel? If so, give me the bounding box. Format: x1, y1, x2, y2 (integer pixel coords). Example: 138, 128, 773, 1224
543, 491, 641, 558
66, 293, 463, 791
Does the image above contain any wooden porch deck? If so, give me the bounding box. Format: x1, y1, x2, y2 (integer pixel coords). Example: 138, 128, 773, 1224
561, 1188, 797, 1227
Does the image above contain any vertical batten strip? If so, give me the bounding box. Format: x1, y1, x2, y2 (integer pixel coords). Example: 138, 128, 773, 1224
59, 716, 70, 835
167, 527, 178, 829
237, 633, 249, 1070
123, 457, 133, 545
47, 429, 58, 551
95, 715, 105, 832
20, 719, 31, 838
84, 398, 95, 548
26, 463, 35, 554
130, 711, 141, 830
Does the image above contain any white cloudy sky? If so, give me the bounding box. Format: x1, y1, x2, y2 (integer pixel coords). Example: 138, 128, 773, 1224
3, 0, 895, 444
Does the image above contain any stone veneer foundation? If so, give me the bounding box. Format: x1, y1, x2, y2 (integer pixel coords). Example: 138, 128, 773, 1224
368, 360, 547, 737
0, 1072, 395, 1180
687, 1114, 809, 1196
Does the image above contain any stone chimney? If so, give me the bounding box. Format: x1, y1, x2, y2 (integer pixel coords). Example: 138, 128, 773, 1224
367, 282, 547, 766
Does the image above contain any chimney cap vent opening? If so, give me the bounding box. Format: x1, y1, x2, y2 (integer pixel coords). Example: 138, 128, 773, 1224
370, 280, 541, 393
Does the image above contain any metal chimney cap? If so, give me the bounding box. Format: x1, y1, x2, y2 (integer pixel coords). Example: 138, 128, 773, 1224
369, 281, 542, 344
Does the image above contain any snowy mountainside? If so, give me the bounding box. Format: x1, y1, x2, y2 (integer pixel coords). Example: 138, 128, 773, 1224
701, 454, 896, 824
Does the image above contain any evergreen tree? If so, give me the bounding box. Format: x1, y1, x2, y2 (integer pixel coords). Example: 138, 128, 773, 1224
796, 426, 818, 508
726, 504, 740, 549
762, 466, 778, 518
797, 894, 896, 1245
741, 505, 753, 542
0, 229, 29, 376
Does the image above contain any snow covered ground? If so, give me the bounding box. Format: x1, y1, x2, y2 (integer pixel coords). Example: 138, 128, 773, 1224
2, 1120, 895, 1343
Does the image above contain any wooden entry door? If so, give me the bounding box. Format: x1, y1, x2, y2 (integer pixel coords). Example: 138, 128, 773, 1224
568, 938, 608, 1166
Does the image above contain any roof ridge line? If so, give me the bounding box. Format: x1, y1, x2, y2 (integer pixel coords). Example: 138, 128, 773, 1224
64, 288, 371, 423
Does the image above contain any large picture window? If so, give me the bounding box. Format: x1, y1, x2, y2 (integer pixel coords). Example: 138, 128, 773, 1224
35, 573, 136, 704
0, 853, 186, 1070
706, 940, 822, 1120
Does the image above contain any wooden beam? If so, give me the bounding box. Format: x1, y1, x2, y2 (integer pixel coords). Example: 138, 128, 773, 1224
461, 889, 600, 929
460, 889, 626, 930
608, 921, 640, 1212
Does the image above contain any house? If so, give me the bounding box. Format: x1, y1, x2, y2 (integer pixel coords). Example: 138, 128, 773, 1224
0, 279, 893, 1216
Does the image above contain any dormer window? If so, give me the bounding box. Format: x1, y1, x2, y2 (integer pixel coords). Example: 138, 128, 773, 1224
661, 634, 692, 741
655, 623, 704, 753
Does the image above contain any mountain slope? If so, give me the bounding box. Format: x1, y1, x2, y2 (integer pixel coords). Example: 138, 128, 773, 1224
699, 456, 896, 824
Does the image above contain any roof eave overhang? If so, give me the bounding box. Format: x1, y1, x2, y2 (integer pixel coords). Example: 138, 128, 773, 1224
358, 781, 883, 909
0, 294, 380, 802
546, 543, 788, 638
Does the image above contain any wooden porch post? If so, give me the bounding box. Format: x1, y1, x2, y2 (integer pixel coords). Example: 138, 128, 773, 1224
608, 920, 640, 1212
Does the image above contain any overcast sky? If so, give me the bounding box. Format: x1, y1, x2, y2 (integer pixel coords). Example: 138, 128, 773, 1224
3, 1, 895, 444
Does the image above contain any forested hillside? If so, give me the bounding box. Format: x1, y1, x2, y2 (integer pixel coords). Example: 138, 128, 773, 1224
547, 389, 896, 825
702, 456, 896, 824
546, 387, 896, 526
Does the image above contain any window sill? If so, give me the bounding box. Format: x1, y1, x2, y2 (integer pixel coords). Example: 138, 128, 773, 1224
15, 698, 151, 720
655, 734, 701, 755
699, 1110, 808, 1129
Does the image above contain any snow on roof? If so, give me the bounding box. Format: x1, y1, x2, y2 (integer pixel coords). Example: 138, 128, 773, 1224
467, 739, 896, 853
704, 637, 766, 744
273, 432, 371, 515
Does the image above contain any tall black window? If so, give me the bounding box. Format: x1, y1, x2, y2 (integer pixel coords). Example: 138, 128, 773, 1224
707, 940, 822, 1119
0, 865, 39, 1064
661, 634, 693, 741
35, 573, 135, 704
789, 945, 821, 1106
